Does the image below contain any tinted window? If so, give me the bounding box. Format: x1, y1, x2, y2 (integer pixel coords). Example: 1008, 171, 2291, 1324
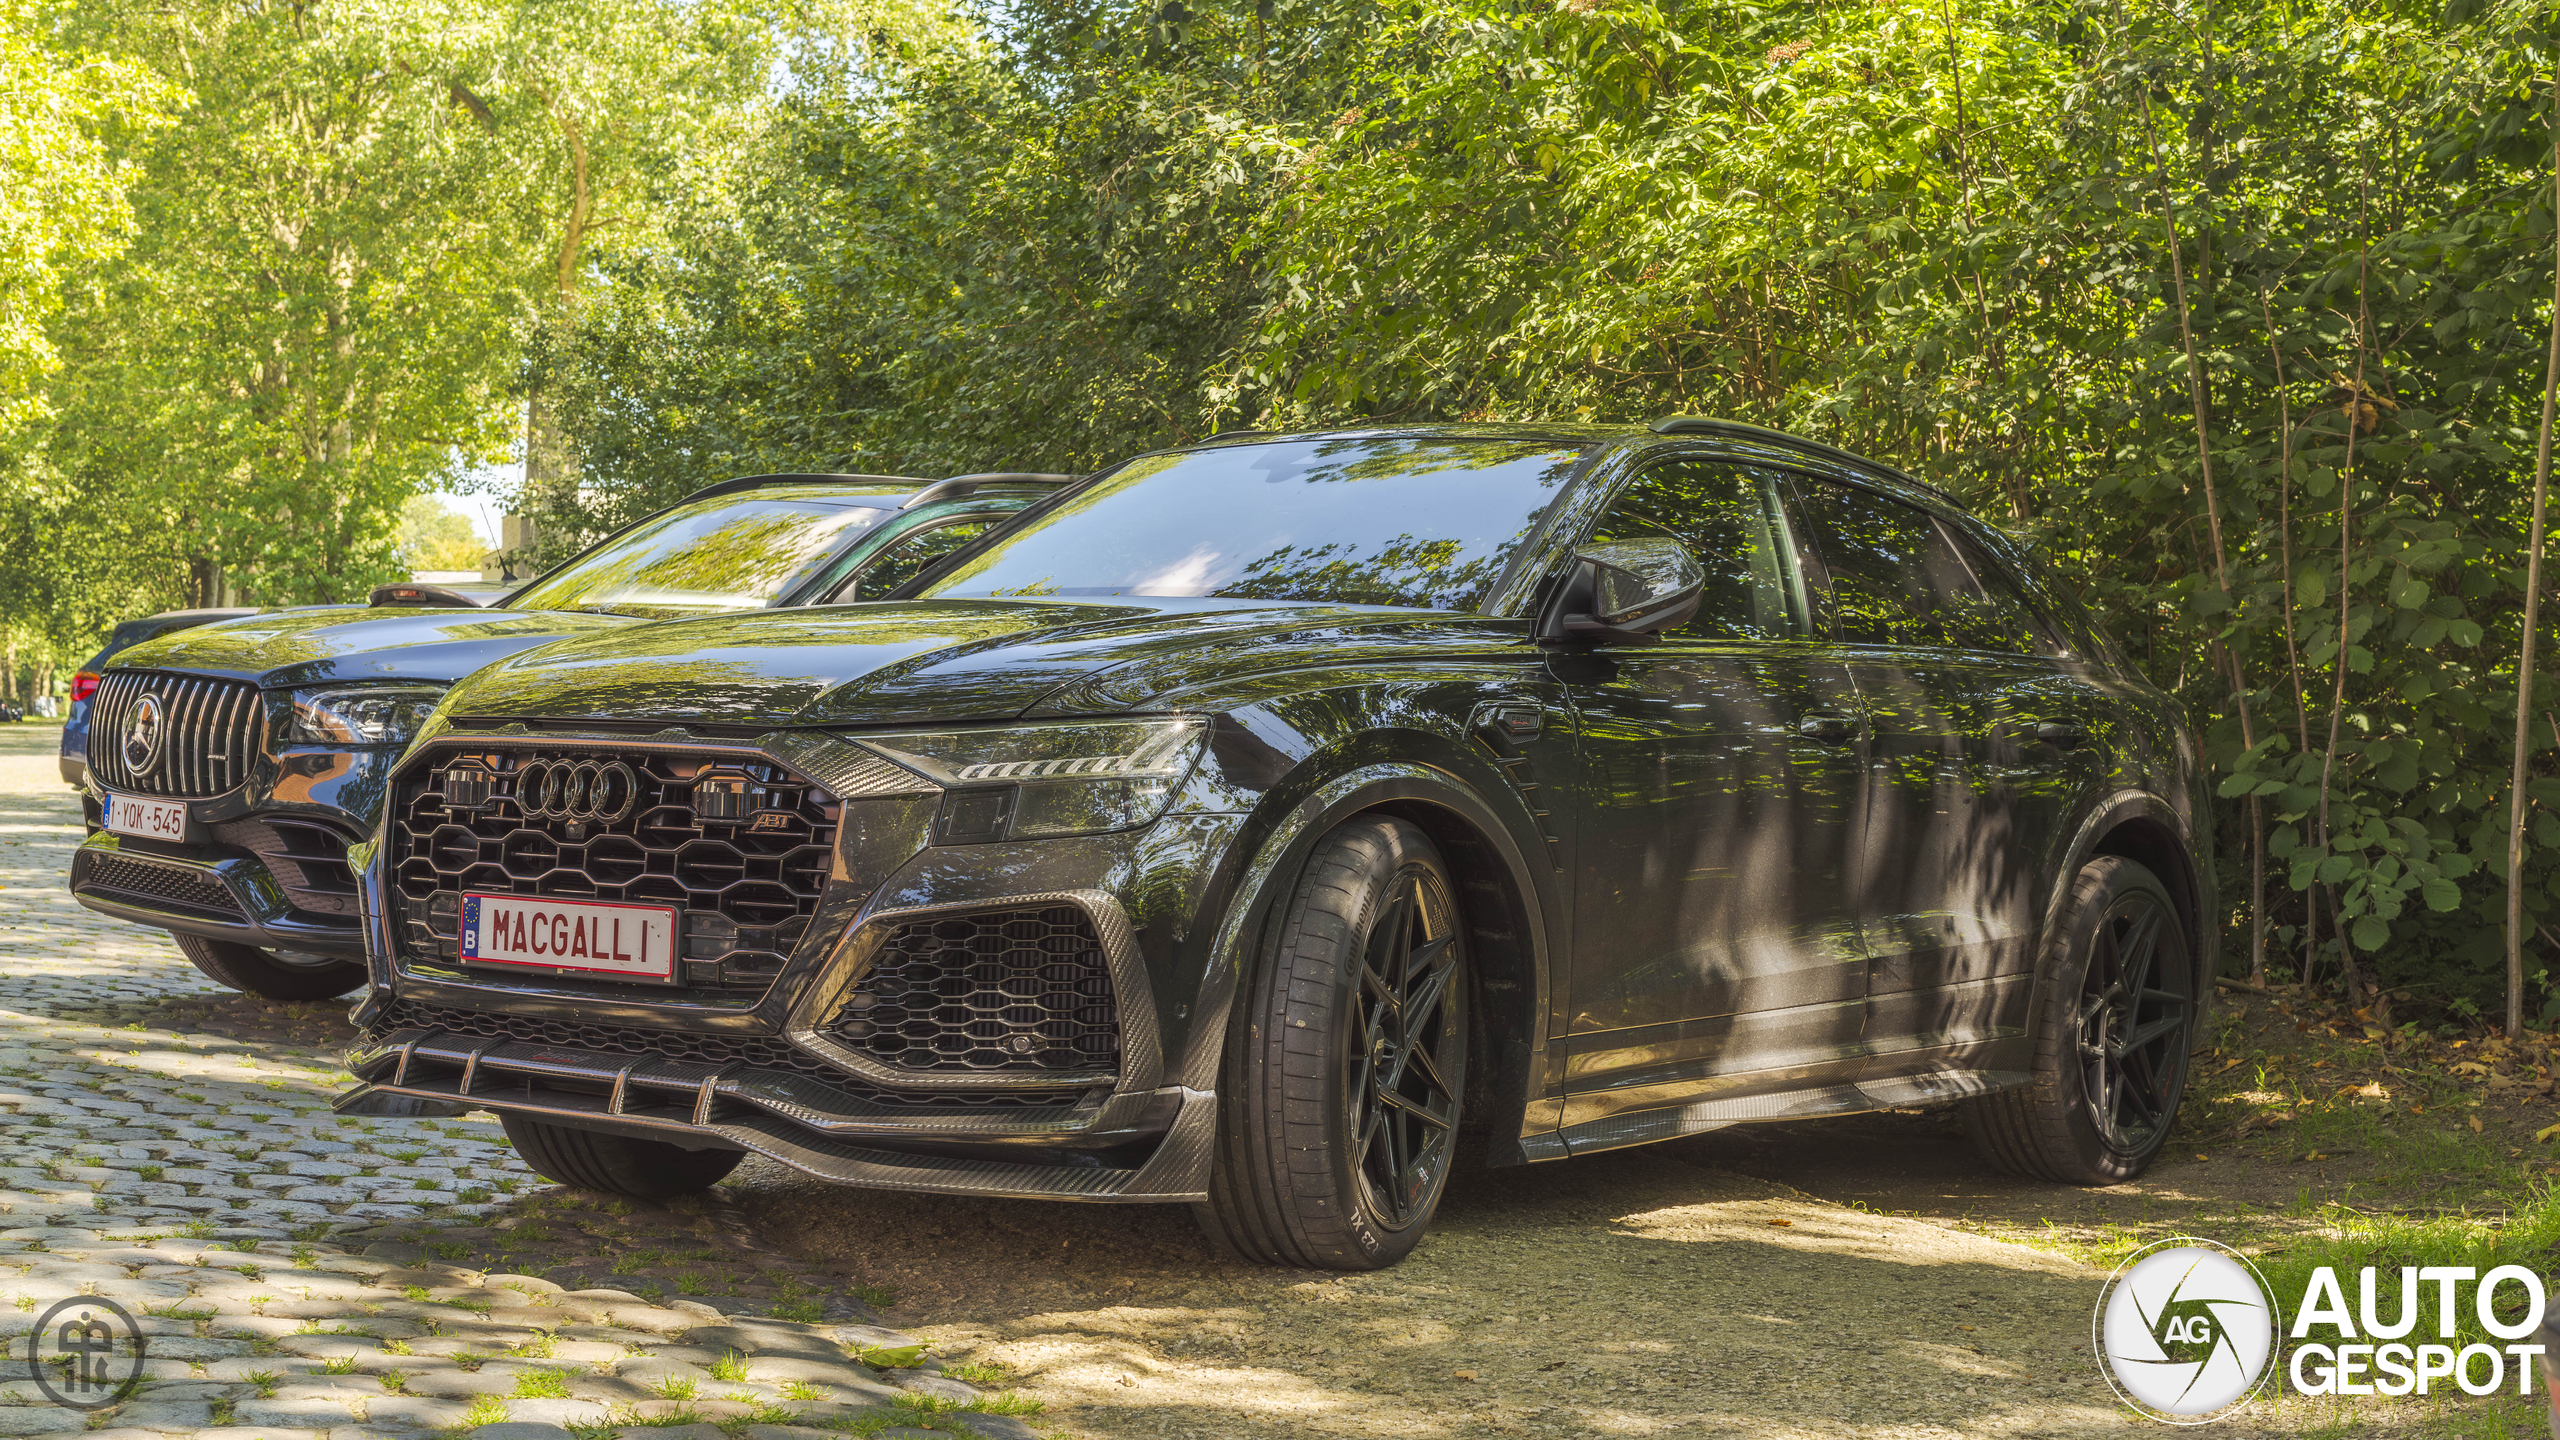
918, 438, 1584, 610
1791, 480, 2049, 653
837, 520, 998, 602
510, 494, 889, 618
1587, 461, 1795, 640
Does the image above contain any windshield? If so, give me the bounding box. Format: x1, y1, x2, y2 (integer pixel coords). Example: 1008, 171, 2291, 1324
918, 438, 1585, 610
509, 496, 892, 617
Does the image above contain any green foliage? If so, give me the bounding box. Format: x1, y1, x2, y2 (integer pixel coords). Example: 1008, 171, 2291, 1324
397, 496, 486, 572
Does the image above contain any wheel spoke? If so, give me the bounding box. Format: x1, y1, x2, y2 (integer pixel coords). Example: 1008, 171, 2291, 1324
1376, 1087, 1455, 1131
2117, 904, 2162, 1005
2116, 1013, 2186, 1060
1404, 1037, 1456, 1104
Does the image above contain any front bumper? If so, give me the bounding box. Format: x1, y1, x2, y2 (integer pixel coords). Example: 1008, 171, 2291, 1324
351, 724, 1245, 1203
69, 832, 366, 959
337, 1025, 1216, 1201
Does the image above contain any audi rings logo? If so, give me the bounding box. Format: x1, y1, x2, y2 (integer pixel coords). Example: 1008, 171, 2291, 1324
122, 692, 165, 776
517, 759, 638, 823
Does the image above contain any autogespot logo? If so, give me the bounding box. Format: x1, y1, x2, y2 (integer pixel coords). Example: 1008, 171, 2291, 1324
2093, 1238, 2281, 1423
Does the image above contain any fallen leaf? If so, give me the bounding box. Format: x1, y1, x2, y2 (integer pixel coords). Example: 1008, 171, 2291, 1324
2195, 1153, 2210, 1161
1454, 1370, 1478, 1382
2470, 1116, 2484, 1132
1766, 1218, 1792, 1227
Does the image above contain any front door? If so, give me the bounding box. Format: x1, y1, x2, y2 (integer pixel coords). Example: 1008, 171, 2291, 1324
1554, 459, 1872, 1143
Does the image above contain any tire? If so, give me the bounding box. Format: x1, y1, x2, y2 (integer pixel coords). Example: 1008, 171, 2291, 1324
173, 933, 367, 1001
1193, 816, 1469, 1270
1964, 855, 2197, 1185
499, 1113, 745, 1201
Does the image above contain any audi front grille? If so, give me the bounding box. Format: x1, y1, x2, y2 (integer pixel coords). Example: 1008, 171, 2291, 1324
87, 670, 263, 797
389, 749, 839, 996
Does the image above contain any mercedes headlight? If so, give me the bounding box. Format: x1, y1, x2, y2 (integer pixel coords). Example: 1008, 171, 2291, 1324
869, 717, 1209, 843
287, 685, 448, 746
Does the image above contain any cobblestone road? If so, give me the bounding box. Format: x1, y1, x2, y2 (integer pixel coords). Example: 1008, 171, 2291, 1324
0, 727, 1042, 1439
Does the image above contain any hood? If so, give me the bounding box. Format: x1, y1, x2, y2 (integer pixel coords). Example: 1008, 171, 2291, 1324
107, 606, 648, 690
440, 598, 1508, 728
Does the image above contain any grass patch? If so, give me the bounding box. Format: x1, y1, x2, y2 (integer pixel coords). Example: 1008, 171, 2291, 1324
512, 1368, 573, 1399
708, 1349, 751, 1382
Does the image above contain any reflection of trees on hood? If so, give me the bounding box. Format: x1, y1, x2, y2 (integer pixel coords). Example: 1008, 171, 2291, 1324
1224, 536, 1499, 610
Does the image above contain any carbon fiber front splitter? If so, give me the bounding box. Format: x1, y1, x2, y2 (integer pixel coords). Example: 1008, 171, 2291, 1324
335, 1026, 1216, 1203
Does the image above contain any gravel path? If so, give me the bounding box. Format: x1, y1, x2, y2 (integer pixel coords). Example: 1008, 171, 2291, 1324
0, 727, 1038, 1439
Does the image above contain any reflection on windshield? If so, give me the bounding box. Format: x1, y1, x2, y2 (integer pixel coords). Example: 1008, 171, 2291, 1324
510, 499, 889, 617
919, 438, 1584, 611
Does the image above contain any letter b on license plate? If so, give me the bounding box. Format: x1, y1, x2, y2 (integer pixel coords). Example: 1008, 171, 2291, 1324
460, 894, 678, 983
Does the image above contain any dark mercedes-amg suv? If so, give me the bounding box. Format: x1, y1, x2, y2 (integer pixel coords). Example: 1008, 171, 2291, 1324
341, 421, 2212, 1270
70, 472, 1056, 1002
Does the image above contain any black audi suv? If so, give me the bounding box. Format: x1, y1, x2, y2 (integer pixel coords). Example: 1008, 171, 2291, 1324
341, 421, 2212, 1270
69, 472, 1058, 1002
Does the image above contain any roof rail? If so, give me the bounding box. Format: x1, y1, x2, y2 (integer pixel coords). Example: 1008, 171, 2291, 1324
1202, 428, 1273, 441
899, 473, 1081, 510
1648, 416, 1966, 509
674, 472, 933, 507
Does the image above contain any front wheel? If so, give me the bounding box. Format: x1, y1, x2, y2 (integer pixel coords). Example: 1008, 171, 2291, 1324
1194, 816, 1469, 1270
174, 933, 367, 1001
1963, 855, 2197, 1185
499, 1114, 744, 1201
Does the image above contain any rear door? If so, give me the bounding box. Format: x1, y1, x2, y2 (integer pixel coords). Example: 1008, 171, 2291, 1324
1554, 458, 1872, 1141
1780, 477, 2107, 1085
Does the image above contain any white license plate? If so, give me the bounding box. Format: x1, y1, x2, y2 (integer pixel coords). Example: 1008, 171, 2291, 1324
101, 791, 195, 843
459, 894, 680, 983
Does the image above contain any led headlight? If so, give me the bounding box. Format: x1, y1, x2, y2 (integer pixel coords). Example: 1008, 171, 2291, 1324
287, 685, 447, 746
869, 717, 1209, 843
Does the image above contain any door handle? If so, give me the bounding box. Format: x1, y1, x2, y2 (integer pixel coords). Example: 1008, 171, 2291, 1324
1797, 712, 1861, 744
2034, 721, 2090, 748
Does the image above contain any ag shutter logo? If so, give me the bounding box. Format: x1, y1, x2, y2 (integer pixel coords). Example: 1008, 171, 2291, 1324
2093, 1237, 2281, 1423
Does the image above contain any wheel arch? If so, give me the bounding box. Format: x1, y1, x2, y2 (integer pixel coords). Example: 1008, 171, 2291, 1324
2029, 790, 2218, 1027
1171, 761, 1560, 1169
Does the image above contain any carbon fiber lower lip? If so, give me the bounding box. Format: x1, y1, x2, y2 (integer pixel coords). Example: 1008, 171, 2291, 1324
344, 1027, 1125, 1132
335, 1032, 1218, 1202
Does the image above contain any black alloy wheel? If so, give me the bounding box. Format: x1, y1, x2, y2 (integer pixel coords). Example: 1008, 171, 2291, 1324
1197, 816, 1470, 1270
2075, 884, 2190, 1155
1347, 866, 1466, 1228
1963, 855, 2197, 1185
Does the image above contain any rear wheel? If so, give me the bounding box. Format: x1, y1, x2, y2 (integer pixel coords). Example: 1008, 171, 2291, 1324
173, 933, 366, 1001
1194, 816, 1468, 1270
1964, 856, 2196, 1185
499, 1113, 745, 1201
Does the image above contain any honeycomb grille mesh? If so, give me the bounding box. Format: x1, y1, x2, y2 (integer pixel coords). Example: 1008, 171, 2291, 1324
827, 905, 1118, 1074
389, 749, 836, 995
81, 852, 240, 917
368, 1000, 1085, 1109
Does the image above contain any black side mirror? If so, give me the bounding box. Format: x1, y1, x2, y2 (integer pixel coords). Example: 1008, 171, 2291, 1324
1536, 539, 1704, 646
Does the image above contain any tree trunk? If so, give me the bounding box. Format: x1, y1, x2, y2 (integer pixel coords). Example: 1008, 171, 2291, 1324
2506, 69, 2560, 1042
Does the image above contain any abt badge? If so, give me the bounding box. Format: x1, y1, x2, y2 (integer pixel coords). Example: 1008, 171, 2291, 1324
2094, 1237, 2279, 1423
24, 1296, 146, 1410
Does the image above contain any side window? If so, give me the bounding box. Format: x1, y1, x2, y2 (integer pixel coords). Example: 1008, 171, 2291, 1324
831, 520, 997, 603
1586, 461, 1796, 641
1789, 479, 2051, 653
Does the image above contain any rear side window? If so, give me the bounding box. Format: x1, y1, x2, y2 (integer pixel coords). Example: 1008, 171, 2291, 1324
1788, 479, 2055, 654
1587, 460, 1796, 641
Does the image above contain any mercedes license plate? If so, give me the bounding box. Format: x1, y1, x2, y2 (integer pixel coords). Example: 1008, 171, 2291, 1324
459, 894, 679, 984
100, 791, 196, 844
